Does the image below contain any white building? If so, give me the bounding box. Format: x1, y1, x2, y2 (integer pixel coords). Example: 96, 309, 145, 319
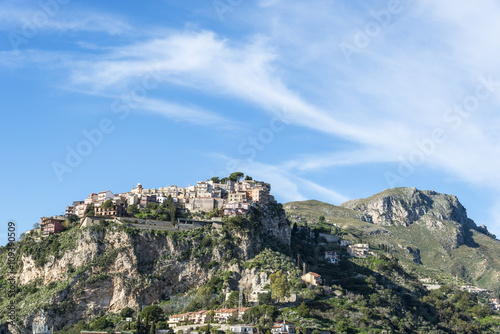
97, 190, 114, 202
230, 325, 253, 334
325, 251, 340, 265
347, 244, 369, 258
271, 321, 296, 334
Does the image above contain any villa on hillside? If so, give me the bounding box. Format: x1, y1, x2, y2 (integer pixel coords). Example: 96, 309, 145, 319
347, 244, 369, 258
167, 312, 193, 327
489, 298, 500, 311
230, 325, 254, 334
94, 203, 127, 217
325, 251, 340, 265
271, 321, 296, 334
301, 272, 322, 286
214, 308, 238, 322
40, 217, 66, 237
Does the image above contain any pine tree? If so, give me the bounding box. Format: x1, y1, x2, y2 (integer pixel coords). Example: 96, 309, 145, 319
150, 321, 156, 334
137, 309, 142, 334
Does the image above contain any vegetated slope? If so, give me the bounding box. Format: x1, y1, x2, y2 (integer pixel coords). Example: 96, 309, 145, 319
0, 202, 290, 334
285, 187, 500, 291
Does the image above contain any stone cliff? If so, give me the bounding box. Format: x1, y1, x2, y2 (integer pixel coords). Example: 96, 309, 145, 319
340, 187, 478, 249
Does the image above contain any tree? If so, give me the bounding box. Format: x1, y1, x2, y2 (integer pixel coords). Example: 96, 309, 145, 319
318, 216, 325, 223
121, 306, 135, 318
33, 223, 40, 229
269, 270, 291, 302
91, 316, 112, 330
258, 292, 272, 305
137, 310, 142, 333
208, 310, 215, 323
296, 302, 310, 318
226, 291, 240, 308
211, 177, 220, 183
84, 203, 95, 216
140, 305, 164, 322
335, 319, 350, 333
229, 172, 244, 182
150, 321, 156, 334
292, 223, 298, 235
67, 214, 79, 223
160, 195, 176, 224
101, 199, 114, 209
62, 219, 71, 229
127, 204, 139, 215
245, 175, 253, 180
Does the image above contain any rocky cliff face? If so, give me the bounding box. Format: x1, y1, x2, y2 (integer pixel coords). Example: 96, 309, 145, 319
2, 202, 291, 334
340, 187, 478, 249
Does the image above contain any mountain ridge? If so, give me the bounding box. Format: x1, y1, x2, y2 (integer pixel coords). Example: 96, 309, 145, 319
285, 187, 500, 291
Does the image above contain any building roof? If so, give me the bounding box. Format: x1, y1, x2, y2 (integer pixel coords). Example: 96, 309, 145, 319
307, 272, 321, 277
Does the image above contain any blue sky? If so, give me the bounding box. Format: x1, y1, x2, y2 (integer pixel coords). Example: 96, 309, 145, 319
2, 0, 500, 244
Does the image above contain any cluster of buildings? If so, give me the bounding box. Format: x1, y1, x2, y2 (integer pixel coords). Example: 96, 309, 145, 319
460, 285, 488, 294
33, 179, 273, 237
489, 298, 500, 311
322, 243, 369, 267
167, 307, 250, 327
167, 309, 295, 334
459, 286, 500, 312
64, 179, 273, 220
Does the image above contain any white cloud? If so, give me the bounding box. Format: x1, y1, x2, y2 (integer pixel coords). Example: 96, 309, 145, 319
210, 156, 350, 205
138, 98, 238, 127
0, 4, 131, 35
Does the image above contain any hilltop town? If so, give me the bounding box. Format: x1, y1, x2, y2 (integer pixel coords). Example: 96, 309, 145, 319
34, 173, 275, 237
66, 173, 273, 219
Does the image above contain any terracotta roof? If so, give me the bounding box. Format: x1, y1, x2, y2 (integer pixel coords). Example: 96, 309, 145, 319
308, 272, 321, 277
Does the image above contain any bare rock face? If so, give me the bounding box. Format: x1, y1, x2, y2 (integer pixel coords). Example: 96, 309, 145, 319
340, 187, 477, 249
255, 202, 291, 247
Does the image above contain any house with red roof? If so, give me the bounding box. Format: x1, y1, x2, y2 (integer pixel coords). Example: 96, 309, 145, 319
301, 272, 322, 286
271, 320, 296, 334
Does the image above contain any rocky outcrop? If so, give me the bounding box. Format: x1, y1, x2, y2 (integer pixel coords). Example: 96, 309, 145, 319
340, 187, 478, 249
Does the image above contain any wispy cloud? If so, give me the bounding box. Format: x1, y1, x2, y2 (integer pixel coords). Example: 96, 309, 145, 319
139, 98, 238, 127
0, 4, 131, 35
211, 156, 350, 204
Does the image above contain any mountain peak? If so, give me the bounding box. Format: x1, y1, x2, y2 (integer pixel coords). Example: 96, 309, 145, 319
340, 187, 475, 229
